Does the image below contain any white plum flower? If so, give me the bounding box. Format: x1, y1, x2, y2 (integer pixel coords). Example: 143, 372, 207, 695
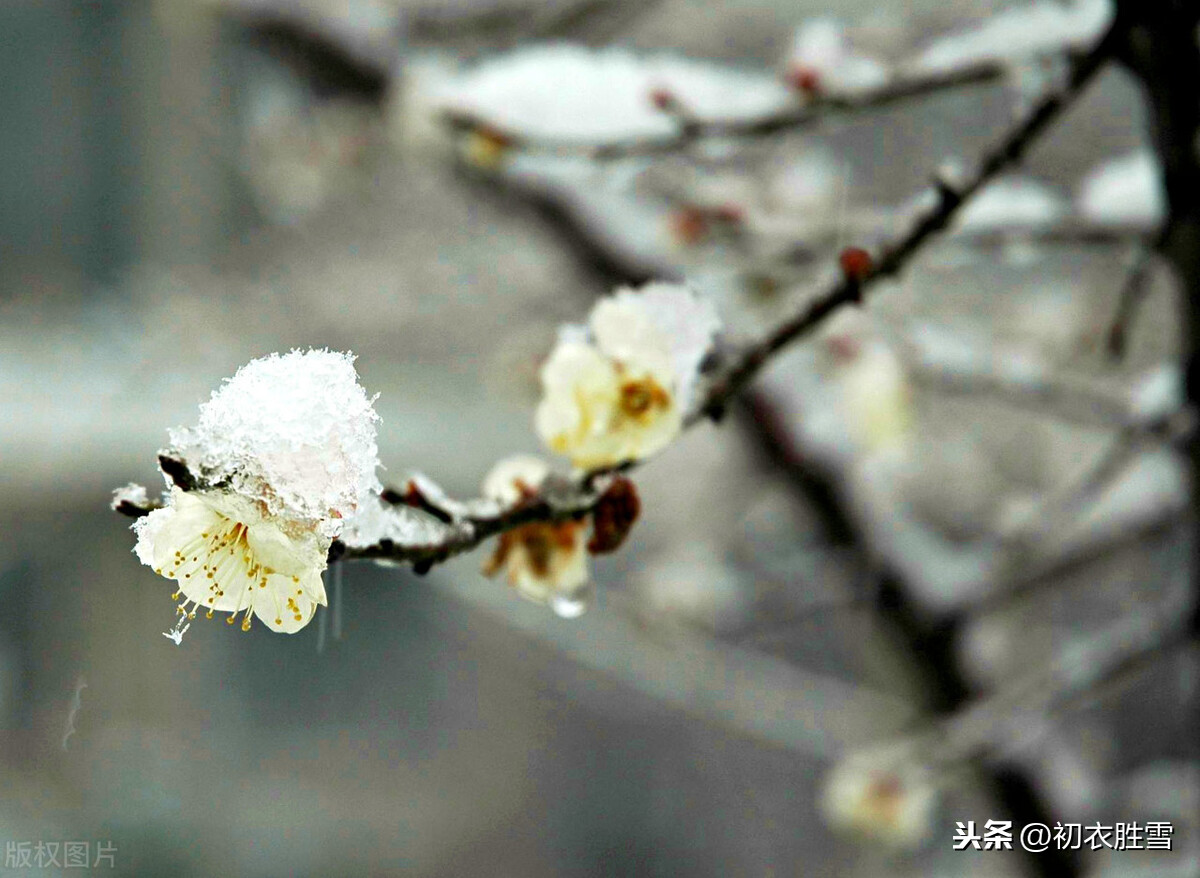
787, 19, 890, 97
819, 313, 913, 454
821, 742, 938, 848
133, 349, 381, 635
536, 283, 720, 470
135, 488, 328, 633
481, 456, 590, 618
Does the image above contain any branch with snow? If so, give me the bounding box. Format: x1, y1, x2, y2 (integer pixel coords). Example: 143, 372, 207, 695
414, 3, 1113, 167
436, 52, 1007, 161
693, 19, 1122, 423
115, 22, 1125, 640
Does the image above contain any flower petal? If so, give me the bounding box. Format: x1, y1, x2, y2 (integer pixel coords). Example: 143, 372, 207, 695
251, 574, 321, 633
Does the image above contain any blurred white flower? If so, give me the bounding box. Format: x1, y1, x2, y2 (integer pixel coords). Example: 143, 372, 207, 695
481, 456, 590, 618
482, 454, 553, 506
133, 349, 381, 634
822, 320, 912, 453
786, 19, 890, 97
535, 283, 719, 469
821, 742, 937, 848
135, 487, 328, 633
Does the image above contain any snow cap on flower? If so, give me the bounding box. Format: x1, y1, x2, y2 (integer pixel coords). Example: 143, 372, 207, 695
168, 349, 381, 532
536, 283, 720, 469
133, 349, 380, 636
821, 742, 937, 848
481, 455, 590, 618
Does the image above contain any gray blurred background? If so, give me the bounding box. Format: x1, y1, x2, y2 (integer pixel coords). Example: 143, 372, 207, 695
1, 1, 1195, 876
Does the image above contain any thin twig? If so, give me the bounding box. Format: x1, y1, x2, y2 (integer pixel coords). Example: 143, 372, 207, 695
1107, 232, 1165, 359
694, 28, 1120, 423
931, 587, 1192, 767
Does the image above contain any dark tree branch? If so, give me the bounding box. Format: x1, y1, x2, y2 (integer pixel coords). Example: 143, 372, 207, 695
695, 25, 1120, 423
1113, 1, 1200, 643
1107, 232, 1166, 359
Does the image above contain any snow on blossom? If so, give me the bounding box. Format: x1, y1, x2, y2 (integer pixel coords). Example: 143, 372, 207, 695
821, 741, 938, 848
167, 349, 381, 535
1077, 151, 1167, 228
338, 495, 460, 552
481, 454, 552, 507
110, 482, 149, 511
430, 44, 794, 145
135, 487, 329, 633
535, 283, 720, 469
913, 0, 1113, 74
481, 455, 590, 618
133, 349, 381, 635
786, 19, 890, 96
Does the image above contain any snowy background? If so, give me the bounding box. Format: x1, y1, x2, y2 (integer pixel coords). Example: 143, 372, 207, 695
0, 1, 1195, 876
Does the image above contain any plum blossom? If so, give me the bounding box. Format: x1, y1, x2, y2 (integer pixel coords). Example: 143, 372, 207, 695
821, 316, 913, 454
480, 456, 591, 618
136, 488, 328, 633
535, 283, 720, 470
132, 349, 381, 635
820, 742, 938, 848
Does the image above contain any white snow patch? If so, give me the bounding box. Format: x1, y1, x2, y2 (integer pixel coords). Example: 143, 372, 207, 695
1128, 364, 1184, 426
433, 44, 793, 144
913, 0, 1113, 73
954, 177, 1066, 232
339, 495, 460, 550
1077, 151, 1167, 228
167, 349, 381, 530
111, 482, 150, 511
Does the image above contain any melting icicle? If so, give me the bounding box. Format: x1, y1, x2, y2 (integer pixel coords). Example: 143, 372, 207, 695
332, 563, 344, 640
316, 593, 328, 655
550, 593, 588, 619
62, 676, 88, 751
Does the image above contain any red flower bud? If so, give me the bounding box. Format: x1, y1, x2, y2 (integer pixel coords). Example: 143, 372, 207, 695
587, 477, 640, 554
786, 65, 822, 95
649, 87, 675, 110
839, 246, 873, 282
670, 206, 709, 245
